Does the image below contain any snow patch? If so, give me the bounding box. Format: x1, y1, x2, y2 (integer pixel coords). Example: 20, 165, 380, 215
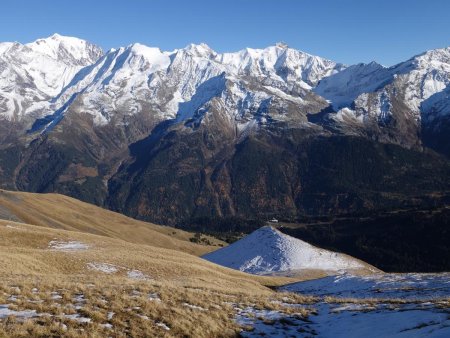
50, 292, 62, 300
239, 272, 450, 337
48, 240, 89, 251
0, 304, 39, 319
127, 270, 150, 281
156, 322, 171, 331
148, 293, 161, 302
298, 303, 450, 338
63, 313, 91, 323
236, 306, 306, 337
182, 303, 207, 311
5, 224, 21, 230
87, 262, 119, 274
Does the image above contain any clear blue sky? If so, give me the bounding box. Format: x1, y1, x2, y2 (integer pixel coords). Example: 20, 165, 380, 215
1, 0, 449, 66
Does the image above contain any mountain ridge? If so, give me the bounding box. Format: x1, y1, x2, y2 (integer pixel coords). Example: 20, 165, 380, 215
0, 34, 449, 228
2, 34, 449, 136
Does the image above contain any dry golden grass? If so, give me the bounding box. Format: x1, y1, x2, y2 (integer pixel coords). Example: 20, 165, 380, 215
0, 276, 313, 338
0, 189, 376, 336
0, 219, 311, 337
0, 189, 224, 256
0, 220, 291, 288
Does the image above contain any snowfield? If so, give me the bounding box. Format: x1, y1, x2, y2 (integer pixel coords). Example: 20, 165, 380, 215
202, 226, 374, 275
283, 303, 449, 338
281, 272, 450, 299
238, 273, 450, 337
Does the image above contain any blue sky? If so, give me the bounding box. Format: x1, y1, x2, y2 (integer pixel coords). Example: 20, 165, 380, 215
1, 0, 449, 66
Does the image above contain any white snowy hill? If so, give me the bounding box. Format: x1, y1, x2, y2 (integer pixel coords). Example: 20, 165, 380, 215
202, 226, 377, 275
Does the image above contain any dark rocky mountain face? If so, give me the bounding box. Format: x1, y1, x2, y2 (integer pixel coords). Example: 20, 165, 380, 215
105, 126, 450, 226
0, 36, 449, 233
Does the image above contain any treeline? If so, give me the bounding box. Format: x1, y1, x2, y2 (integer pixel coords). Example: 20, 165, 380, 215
279, 207, 450, 272
177, 216, 266, 243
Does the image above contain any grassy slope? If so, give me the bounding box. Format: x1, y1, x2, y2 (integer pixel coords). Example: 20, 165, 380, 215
0, 189, 224, 256
0, 190, 378, 336
0, 219, 287, 290
0, 219, 300, 337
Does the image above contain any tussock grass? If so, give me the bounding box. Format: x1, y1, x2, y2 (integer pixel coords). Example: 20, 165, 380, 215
0, 219, 310, 337
0, 277, 311, 337
0, 189, 224, 256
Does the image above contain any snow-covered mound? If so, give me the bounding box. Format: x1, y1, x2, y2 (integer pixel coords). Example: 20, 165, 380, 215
202, 226, 373, 275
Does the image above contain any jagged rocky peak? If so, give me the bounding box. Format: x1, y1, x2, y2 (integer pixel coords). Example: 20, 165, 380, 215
181, 42, 216, 58
411, 47, 450, 66
314, 46, 450, 132
217, 43, 344, 88
314, 61, 392, 110
275, 41, 289, 49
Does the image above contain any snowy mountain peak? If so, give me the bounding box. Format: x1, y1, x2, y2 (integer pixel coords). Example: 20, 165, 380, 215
415, 47, 450, 63
202, 226, 374, 275
275, 41, 289, 49
2, 35, 449, 149
182, 43, 216, 57
217, 45, 343, 88
25, 34, 103, 66
394, 47, 450, 74
0, 34, 104, 120
124, 43, 170, 71
366, 61, 385, 69
0, 42, 18, 56
128, 43, 161, 55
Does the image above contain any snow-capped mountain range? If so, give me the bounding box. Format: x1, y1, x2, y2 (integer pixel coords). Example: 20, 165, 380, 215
1, 34, 449, 141
203, 226, 376, 275
1, 34, 449, 226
